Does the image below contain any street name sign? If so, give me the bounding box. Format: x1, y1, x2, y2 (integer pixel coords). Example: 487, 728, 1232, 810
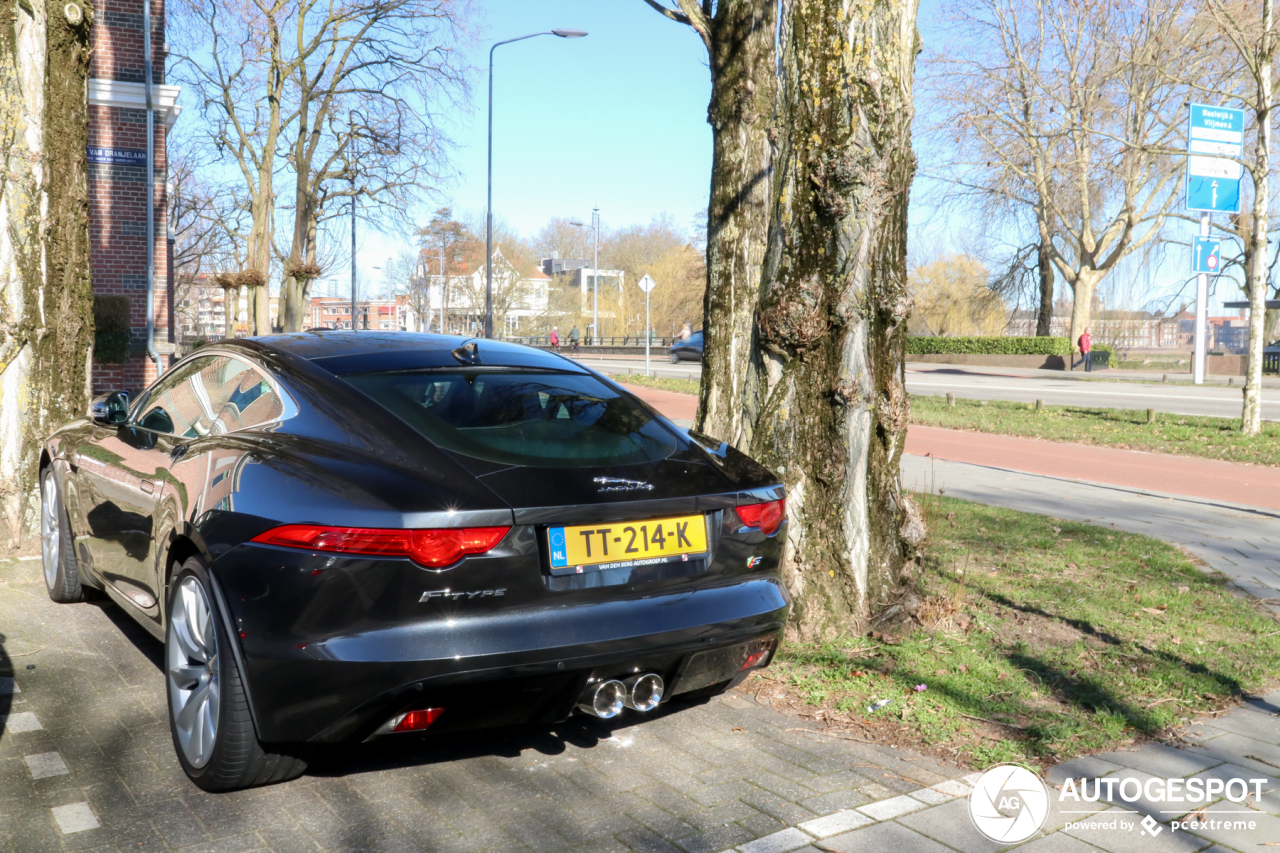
1192, 237, 1223, 274
1186, 104, 1245, 213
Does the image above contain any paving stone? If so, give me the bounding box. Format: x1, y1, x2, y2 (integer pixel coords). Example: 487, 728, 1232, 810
615, 826, 683, 853
908, 786, 954, 805
1199, 706, 1280, 745
736, 827, 813, 853
49, 803, 99, 834
1061, 807, 1210, 852
1187, 762, 1280, 815
1012, 834, 1108, 852
820, 821, 955, 853
1179, 800, 1280, 850
897, 797, 1006, 853
2, 712, 42, 733
1097, 744, 1222, 779
1186, 733, 1280, 777
21, 753, 67, 780
1045, 756, 1126, 786
795, 810, 873, 839
672, 823, 755, 853
856, 793, 927, 821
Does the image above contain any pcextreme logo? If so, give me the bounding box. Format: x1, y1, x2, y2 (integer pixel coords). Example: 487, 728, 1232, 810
968, 764, 1050, 843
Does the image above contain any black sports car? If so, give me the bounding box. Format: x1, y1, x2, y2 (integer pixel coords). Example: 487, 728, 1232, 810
39, 333, 787, 791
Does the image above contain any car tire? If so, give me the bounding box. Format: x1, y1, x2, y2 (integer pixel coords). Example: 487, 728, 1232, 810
166, 558, 308, 791
41, 467, 85, 603
669, 352, 680, 364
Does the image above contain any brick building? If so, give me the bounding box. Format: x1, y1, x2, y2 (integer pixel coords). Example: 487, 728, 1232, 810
88, 0, 179, 393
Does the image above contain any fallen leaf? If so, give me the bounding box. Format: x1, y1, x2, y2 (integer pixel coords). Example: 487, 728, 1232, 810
958, 664, 970, 674
1068, 562, 1078, 570
731, 727, 745, 734
934, 669, 948, 676
1177, 586, 1189, 594
1142, 607, 1166, 616
1171, 637, 1182, 645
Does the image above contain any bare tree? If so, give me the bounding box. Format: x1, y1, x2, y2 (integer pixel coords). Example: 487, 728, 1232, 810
649, 0, 923, 636
927, 0, 1199, 360
643, 0, 778, 441
1202, 0, 1275, 434
276, 0, 471, 332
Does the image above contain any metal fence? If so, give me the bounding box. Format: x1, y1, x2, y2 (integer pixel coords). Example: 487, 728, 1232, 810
500, 335, 678, 349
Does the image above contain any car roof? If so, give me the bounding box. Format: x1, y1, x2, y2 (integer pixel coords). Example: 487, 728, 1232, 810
228, 331, 585, 375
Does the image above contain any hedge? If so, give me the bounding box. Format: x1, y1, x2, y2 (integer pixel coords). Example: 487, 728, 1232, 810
906, 336, 1069, 356
93, 295, 132, 364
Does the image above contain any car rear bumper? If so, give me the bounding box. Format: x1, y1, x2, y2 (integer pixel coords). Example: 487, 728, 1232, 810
211, 545, 788, 743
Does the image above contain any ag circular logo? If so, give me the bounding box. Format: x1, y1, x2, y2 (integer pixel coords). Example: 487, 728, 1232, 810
968, 763, 1050, 843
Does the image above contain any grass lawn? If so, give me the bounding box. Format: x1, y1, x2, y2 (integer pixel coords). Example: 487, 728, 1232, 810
610, 372, 701, 396
756, 496, 1280, 770
911, 394, 1280, 467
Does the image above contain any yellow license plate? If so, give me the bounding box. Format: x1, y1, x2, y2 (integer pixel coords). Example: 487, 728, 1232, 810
548, 514, 708, 573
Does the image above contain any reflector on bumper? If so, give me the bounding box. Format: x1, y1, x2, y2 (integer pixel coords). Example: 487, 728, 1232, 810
374, 707, 445, 735
673, 636, 778, 695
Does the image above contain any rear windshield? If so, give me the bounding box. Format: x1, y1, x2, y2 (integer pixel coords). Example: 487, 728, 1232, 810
341, 369, 678, 468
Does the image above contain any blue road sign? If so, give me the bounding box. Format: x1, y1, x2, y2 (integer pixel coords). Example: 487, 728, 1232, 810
1192, 237, 1223, 274
1187, 176, 1241, 213
1186, 104, 1245, 213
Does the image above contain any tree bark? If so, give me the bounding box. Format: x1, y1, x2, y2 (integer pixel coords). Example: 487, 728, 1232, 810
1243, 0, 1273, 435
1035, 238, 1054, 336
0, 0, 93, 546
686, 1, 778, 447
741, 0, 922, 637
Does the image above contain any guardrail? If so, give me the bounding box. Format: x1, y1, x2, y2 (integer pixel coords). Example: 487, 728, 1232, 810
500, 335, 679, 348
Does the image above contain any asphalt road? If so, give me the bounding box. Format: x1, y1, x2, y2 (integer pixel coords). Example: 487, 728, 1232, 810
568, 354, 703, 381
567, 353, 1280, 421
907, 364, 1280, 421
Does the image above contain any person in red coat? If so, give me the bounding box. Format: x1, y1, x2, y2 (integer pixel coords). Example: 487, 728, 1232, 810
1079, 327, 1092, 371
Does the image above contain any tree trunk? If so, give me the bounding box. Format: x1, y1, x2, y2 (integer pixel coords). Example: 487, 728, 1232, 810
1067, 268, 1103, 368
1035, 238, 1054, 336
740, 0, 922, 638
694, 0, 778, 447
0, 0, 94, 547
1243, 0, 1273, 436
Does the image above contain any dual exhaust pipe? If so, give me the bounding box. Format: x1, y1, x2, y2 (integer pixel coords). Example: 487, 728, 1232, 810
577, 673, 663, 719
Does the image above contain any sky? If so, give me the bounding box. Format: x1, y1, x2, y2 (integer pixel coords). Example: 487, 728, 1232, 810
356, 0, 714, 291
305, 0, 1247, 315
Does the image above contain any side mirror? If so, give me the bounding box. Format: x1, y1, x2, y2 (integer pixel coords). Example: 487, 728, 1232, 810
91, 391, 130, 426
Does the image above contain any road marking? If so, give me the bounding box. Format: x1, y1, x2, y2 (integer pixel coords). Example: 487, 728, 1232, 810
24, 751, 69, 779
2, 711, 42, 732
907, 380, 1280, 405
51, 802, 99, 834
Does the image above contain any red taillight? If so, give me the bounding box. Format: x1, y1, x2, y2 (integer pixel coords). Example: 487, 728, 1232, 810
250, 524, 510, 568
735, 499, 785, 536
393, 707, 444, 733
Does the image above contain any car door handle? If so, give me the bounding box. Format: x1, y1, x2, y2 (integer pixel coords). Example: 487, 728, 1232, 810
141, 480, 155, 494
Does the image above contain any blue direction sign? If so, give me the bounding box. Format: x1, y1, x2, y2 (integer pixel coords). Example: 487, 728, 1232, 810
1192, 237, 1223, 274
1186, 104, 1245, 213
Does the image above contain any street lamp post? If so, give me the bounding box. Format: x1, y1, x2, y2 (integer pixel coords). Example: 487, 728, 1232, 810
486, 27, 587, 339
571, 210, 601, 344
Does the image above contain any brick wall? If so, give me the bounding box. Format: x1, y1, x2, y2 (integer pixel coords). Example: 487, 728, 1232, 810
88, 0, 172, 394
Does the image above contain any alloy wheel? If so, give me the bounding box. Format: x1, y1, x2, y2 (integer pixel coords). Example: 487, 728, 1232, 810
167, 576, 221, 768
41, 472, 60, 588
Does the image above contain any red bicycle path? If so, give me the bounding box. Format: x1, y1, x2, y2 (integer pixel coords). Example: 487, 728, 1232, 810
624, 384, 1280, 511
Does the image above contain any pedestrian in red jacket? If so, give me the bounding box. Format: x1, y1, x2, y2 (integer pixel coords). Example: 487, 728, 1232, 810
1079, 328, 1092, 371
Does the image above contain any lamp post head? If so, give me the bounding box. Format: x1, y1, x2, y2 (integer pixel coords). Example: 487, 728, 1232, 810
552, 28, 588, 38
570, 220, 584, 227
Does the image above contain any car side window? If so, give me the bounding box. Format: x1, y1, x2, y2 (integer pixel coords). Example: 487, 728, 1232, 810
214, 361, 283, 433
135, 357, 218, 436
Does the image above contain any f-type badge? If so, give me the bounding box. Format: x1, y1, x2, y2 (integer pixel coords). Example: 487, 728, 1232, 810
420, 588, 506, 602
593, 477, 654, 493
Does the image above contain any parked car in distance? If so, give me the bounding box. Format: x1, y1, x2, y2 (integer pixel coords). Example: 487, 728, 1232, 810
669, 330, 703, 363
40, 332, 787, 791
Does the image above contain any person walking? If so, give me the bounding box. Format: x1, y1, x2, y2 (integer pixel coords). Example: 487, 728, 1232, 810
569, 325, 580, 352
550, 326, 560, 352
677, 322, 692, 342
1079, 327, 1092, 372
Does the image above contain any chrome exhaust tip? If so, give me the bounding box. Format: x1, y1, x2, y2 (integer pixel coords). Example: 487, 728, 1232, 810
624, 673, 664, 712
577, 679, 627, 718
